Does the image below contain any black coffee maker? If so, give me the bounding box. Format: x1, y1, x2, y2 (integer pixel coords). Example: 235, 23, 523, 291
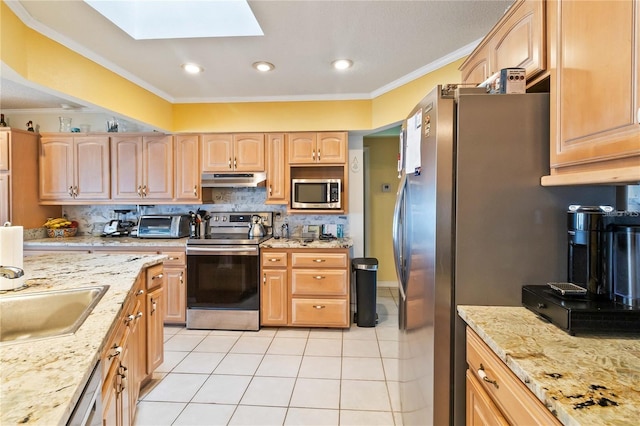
522, 205, 640, 334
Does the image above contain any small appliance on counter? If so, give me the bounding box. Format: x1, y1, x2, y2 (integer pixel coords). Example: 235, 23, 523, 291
137, 214, 190, 239
523, 205, 640, 334
101, 209, 136, 237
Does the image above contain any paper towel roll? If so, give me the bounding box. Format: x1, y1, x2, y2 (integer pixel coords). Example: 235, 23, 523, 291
0, 224, 25, 290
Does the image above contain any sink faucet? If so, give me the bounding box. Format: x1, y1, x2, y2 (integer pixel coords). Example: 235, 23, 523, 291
0, 266, 24, 279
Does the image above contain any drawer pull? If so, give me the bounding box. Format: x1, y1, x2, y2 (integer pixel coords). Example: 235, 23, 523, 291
313, 305, 326, 309
108, 345, 122, 360
313, 275, 325, 280
313, 259, 326, 263
136, 289, 145, 296
168, 257, 179, 260
268, 258, 281, 262
152, 273, 164, 280
478, 364, 499, 389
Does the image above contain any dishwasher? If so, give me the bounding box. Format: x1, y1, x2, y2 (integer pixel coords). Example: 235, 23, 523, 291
67, 361, 102, 426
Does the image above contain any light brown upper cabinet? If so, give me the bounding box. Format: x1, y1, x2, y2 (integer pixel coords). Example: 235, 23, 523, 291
542, 0, 640, 185
174, 134, 201, 202
265, 133, 288, 204
201, 133, 265, 172
111, 135, 173, 201
40, 134, 110, 203
460, 0, 546, 86
288, 132, 347, 164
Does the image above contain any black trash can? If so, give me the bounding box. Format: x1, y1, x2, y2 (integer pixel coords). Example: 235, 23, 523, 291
352, 257, 378, 327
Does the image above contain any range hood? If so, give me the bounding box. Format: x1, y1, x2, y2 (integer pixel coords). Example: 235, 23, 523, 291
201, 172, 267, 188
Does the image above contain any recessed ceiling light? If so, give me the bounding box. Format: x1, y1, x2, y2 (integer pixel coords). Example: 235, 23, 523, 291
182, 63, 204, 74
253, 61, 275, 72
332, 59, 353, 70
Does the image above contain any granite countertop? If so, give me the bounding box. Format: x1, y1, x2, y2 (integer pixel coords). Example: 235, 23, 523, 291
24, 235, 188, 249
260, 237, 353, 249
457, 305, 640, 426
0, 253, 166, 425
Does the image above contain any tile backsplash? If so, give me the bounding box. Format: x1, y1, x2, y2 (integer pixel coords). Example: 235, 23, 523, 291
61, 187, 349, 238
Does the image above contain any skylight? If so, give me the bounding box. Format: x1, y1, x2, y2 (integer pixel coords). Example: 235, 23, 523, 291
84, 0, 263, 40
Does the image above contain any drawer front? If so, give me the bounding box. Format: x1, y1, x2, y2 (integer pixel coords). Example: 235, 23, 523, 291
291, 269, 348, 296
146, 263, 165, 290
262, 252, 288, 267
161, 251, 185, 267
291, 298, 349, 327
466, 328, 560, 425
291, 252, 348, 268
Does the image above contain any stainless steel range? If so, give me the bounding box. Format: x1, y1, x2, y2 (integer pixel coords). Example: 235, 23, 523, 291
186, 212, 273, 331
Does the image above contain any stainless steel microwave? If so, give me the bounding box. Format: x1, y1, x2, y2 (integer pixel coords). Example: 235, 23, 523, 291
291, 179, 341, 209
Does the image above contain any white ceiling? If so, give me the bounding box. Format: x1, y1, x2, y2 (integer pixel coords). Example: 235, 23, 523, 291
1, 0, 514, 111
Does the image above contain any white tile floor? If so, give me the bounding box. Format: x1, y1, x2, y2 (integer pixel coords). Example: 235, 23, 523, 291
135, 287, 402, 426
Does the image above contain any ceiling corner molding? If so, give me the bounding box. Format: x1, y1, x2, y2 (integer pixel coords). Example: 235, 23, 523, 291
369, 38, 482, 99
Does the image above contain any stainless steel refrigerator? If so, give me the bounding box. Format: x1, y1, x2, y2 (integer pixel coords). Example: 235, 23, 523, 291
393, 85, 615, 425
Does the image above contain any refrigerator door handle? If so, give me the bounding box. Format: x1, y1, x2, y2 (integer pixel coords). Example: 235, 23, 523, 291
393, 172, 408, 300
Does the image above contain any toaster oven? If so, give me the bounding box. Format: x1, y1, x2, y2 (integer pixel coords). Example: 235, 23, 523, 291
137, 214, 190, 239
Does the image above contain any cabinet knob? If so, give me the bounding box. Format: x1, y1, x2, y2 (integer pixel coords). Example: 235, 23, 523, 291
312, 305, 326, 309
136, 289, 145, 296
313, 275, 325, 280
268, 258, 280, 262
193, 185, 198, 197
152, 273, 164, 280
317, 149, 321, 161
312, 150, 316, 160
313, 259, 326, 263
234, 157, 237, 168
228, 158, 232, 169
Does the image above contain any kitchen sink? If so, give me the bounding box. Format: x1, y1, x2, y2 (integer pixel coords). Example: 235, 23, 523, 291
0, 285, 109, 344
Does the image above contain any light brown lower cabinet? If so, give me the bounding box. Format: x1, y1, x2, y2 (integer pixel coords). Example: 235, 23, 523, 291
101, 264, 165, 426
260, 248, 350, 328
162, 251, 187, 324
466, 328, 560, 425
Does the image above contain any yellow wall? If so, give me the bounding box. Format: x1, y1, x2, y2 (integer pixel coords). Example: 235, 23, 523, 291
2, 1, 463, 133
1, 2, 173, 131
364, 136, 400, 282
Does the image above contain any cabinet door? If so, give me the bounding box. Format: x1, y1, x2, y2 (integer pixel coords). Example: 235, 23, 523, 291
174, 134, 201, 201
0, 173, 9, 225
143, 135, 173, 199
288, 132, 317, 164
74, 136, 110, 200
466, 370, 509, 426
39, 137, 75, 200
163, 266, 186, 324
460, 43, 491, 85
266, 133, 287, 203
0, 131, 8, 171
201, 134, 233, 171
491, 0, 545, 80
549, 0, 640, 169
111, 136, 143, 200
233, 133, 265, 171
147, 286, 164, 373
317, 132, 347, 164
261, 269, 288, 326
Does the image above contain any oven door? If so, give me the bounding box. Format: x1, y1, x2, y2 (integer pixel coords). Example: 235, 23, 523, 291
186, 245, 260, 309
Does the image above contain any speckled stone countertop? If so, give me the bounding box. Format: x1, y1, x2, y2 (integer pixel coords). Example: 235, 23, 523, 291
24, 235, 188, 249
457, 305, 640, 426
260, 237, 353, 249
0, 253, 166, 425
